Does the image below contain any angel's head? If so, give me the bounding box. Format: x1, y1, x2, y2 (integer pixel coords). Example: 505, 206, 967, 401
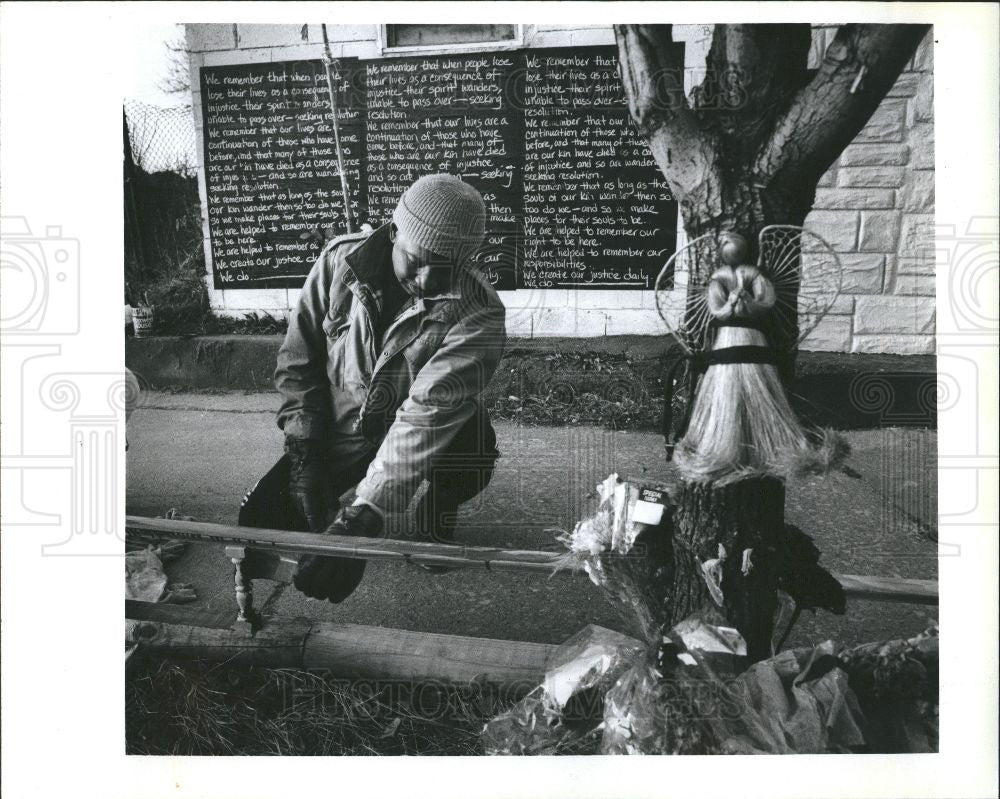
719, 231, 750, 266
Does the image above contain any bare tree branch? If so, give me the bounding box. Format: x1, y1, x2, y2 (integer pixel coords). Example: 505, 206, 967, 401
692, 24, 811, 155
617, 23, 927, 237
614, 24, 718, 205
159, 26, 192, 99
755, 24, 930, 213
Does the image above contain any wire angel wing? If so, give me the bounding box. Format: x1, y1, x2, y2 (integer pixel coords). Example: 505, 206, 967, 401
757, 225, 844, 348
654, 233, 722, 353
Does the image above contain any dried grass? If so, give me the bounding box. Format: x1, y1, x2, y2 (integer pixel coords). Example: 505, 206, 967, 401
780, 427, 851, 477
126, 659, 514, 756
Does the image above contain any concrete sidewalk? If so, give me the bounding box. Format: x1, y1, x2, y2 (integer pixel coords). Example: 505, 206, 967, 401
126, 391, 938, 647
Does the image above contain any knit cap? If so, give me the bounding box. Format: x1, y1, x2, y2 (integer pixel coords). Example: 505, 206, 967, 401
392, 174, 487, 267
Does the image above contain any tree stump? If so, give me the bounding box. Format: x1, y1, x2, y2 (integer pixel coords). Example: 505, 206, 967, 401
663, 475, 786, 662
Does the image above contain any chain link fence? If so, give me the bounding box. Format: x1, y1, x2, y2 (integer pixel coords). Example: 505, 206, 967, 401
124, 99, 197, 177
124, 101, 206, 323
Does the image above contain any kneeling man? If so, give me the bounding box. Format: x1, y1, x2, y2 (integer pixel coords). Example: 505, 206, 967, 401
240, 174, 506, 603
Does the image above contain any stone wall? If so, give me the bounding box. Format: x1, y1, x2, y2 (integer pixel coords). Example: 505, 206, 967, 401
185, 24, 935, 354
802, 27, 935, 355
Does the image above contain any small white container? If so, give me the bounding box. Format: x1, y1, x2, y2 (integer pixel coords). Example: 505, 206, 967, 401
132, 305, 155, 337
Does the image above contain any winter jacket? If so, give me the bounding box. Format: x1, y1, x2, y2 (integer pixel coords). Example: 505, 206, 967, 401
274, 223, 506, 513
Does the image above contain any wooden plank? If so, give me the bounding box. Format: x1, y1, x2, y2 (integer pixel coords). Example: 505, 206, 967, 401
834, 574, 938, 605
302, 621, 557, 687
126, 514, 574, 573
125, 602, 560, 687
126, 516, 939, 604
126, 604, 309, 668
127, 621, 309, 667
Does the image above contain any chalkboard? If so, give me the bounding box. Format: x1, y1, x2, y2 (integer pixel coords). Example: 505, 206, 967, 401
519, 48, 677, 289
199, 45, 680, 291
200, 58, 366, 288
362, 53, 523, 290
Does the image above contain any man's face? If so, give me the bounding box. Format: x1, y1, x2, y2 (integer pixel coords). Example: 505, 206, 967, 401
390, 224, 454, 298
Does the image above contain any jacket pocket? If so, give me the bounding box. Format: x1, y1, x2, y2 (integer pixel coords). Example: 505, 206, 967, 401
332, 305, 377, 391
323, 302, 358, 389
401, 326, 448, 375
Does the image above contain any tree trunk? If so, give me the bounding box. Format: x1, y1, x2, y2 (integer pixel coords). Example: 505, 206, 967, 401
606, 477, 785, 661
612, 24, 929, 660
668, 476, 784, 661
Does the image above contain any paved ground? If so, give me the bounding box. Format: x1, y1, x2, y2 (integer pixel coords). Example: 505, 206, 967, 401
126, 391, 938, 647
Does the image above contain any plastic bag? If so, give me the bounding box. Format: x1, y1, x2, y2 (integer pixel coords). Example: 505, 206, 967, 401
600, 614, 748, 754
600, 619, 868, 755
601, 651, 722, 755
481, 624, 644, 755
718, 640, 868, 753
126, 547, 168, 602
125, 546, 197, 604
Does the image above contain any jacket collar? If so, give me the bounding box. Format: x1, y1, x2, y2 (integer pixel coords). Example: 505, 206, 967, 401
344, 222, 464, 321
344, 222, 394, 286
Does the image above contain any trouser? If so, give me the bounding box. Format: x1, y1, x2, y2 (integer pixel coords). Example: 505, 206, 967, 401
239, 405, 500, 544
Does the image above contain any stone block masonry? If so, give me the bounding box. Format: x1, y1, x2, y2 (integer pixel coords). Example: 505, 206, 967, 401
804, 28, 935, 355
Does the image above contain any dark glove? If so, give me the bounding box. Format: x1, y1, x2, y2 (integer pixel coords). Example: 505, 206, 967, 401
285, 437, 333, 533
293, 503, 383, 603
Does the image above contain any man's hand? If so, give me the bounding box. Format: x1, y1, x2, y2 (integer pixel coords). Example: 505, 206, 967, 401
326, 502, 384, 538
285, 437, 333, 532
292, 504, 383, 603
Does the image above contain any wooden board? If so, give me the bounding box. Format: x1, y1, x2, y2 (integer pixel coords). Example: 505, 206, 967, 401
126, 600, 308, 667
126, 514, 576, 573
834, 573, 938, 605
126, 515, 938, 604
125, 601, 561, 687
302, 622, 558, 686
